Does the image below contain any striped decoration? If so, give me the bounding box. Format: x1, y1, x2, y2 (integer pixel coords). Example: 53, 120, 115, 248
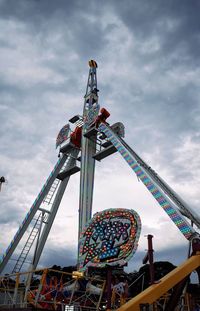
0, 157, 63, 264
99, 124, 195, 241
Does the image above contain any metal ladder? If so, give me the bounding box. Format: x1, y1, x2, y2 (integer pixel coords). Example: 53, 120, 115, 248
12, 213, 43, 273
43, 152, 79, 205
43, 178, 60, 205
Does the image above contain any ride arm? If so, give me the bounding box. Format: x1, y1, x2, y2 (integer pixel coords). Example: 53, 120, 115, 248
98, 123, 198, 241
120, 137, 200, 228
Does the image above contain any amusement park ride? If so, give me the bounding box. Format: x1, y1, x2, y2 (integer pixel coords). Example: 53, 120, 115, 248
0, 60, 200, 311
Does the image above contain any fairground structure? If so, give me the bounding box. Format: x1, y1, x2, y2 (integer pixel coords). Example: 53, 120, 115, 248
0, 61, 200, 311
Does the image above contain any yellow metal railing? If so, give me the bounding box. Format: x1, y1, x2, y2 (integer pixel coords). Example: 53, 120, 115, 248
117, 254, 200, 311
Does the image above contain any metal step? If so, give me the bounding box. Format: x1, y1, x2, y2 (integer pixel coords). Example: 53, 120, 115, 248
43, 179, 60, 205
93, 145, 117, 161
57, 166, 80, 180
60, 142, 77, 153
101, 141, 112, 148
69, 115, 80, 123
84, 126, 98, 138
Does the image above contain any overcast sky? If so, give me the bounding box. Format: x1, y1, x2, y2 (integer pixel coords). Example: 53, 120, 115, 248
0, 0, 200, 275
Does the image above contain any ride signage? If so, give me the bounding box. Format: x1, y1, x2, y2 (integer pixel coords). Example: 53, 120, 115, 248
79, 208, 141, 270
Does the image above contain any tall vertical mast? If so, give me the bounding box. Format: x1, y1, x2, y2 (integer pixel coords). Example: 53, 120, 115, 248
78, 60, 100, 237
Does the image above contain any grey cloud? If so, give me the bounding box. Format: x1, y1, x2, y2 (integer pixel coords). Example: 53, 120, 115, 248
0, 0, 78, 23
111, 0, 200, 63
126, 244, 189, 273
0, 0, 108, 60
39, 244, 77, 268
0, 204, 22, 224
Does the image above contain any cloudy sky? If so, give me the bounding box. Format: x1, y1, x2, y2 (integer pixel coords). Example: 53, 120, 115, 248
0, 0, 200, 276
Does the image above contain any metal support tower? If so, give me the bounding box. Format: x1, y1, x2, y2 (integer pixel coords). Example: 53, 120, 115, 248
30, 149, 79, 271
0, 148, 80, 274
79, 60, 99, 237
